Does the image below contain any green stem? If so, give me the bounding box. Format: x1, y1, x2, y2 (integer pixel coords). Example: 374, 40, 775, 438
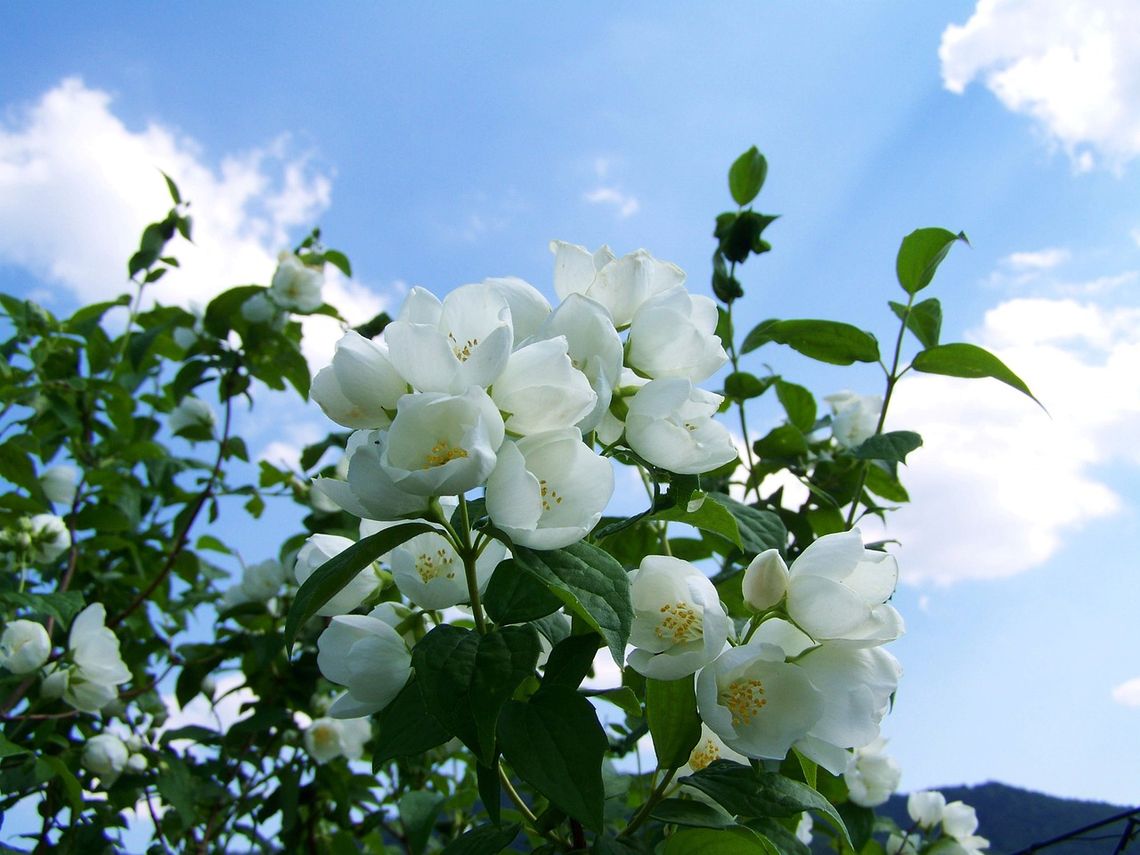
455, 495, 488, 635
620, 766, 677, 838
724, 263, 757, 498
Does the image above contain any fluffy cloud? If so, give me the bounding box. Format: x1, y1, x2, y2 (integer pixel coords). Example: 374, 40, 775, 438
0, 78, 386, 368
940, 0, 1140, 170
583, 186, 640, 218
1111, 676, 1140, 707
873, 289, 1140, 584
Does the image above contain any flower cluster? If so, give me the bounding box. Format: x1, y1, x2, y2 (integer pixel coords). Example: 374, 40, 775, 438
890, 791, 990, 855
631, 528, 904, 776
41, 604, 131, 713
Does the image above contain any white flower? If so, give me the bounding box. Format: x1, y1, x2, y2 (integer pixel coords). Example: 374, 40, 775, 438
384, 284, 514, 393
490, 337, 596, 436
626, 286, 727, 383
239, 559, 286, 602
625, 379, 737, 475
126, 752, 148, 773
82, 733, 129, 783
942, 801, 980, 841
626, 556, 730, 680
313, 430, 431, 521
485, 429, 613, 550
550, 241, 684, 327
241, 291, 279, 323
741, 550, 789, 612
784, 529, 904, 646
294, 535, 381, 616
40, 464, 78, 506
48, 604, 131, 713
695, 641, 823, 762
367, 601, 418, 645
0, 620, 51, 674
268, 252, 323, 312
908, 790, 947, 829
484, 276, 551, 341
311, 331, 407, 430
533, 294, 623, 433
168, 397, 216, 437
844, 737, 901, 807
680, 723, 750, 776
382, 388, 505, 496
28, 514, 70, 563
887, 832, 919, 855
304, 716, 372, 763
317, 614, 413, 718
825, 391, 882, 449
388, 531, 505, 611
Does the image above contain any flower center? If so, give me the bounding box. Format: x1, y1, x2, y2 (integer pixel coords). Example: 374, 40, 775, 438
655, 601, 702, 644
448, 332, 480, 362
720, 678, 766, 727
415, 548, 456, 584
539, 479, 564, 511
311, 724, 339, 751
688, 738, 720, 772
425, 440, 469, 467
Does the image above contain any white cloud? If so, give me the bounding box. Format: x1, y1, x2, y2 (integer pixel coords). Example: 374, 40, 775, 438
1111, 676, 1140, 707
584, 186, 640, 218
0, 77, 387, 371
872, 292, 1140, 585
1002, 247, 1070, 271
940, 0, 1140, 170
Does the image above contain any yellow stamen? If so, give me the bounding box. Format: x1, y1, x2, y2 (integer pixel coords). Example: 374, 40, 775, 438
539, 479, 564, 511
415, 548, 456, 583
688, 738, 721, 772
448, 332, 480, 362
655, 602, 702, 644
721, 678, 766, 727
425, 440, 468, 467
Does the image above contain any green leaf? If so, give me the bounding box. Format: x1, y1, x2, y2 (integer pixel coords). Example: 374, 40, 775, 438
912, 342, 1042, 406
483, 558, 564, 624
746, 818, 811, 855
709, 494, 787, 555
724, 372, 774, 402
373, 678, 452, 765
646, 677, 702, 769
836, 801, 875, 851
849, 431, 923, 464
441, 823, 520, 855
741, 319, 879, 365
323, 249, 352, 277
0, 591, 85, 626
776, 381, 817, 432
729, 147, 768, 206
664, 828, 777, 854
413, 624, 541, 765
653, 493, 743, 550
651, 798, 736, 829
512, 543, 632, 667
161, 170, 182, 204
498, 687, 607, 833
681, 762, 852, 849
592, 686, 642, 718
896, 228, 967, 295
285, 521, 436, 651
477, 761, 502, 825
753, 424, 808, 458
0, 735, 31, 758
399, 790, 445, 855
864, 465, 909, 502
541, 633, 602, 691
889, 298, 942, 349
41, 756, 83, 811
203, 284, 263, 338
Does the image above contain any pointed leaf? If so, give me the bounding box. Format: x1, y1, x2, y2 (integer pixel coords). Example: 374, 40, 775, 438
399, 791, 445, 855
646, 677, 702, 769
484, 558, 563, 624
441, 823, 521, 855
664, 828, 777, 854
373, 678, 452, 766
889, 298, 942, 349
708, 494, 787, 555
912, 343, 1042, 406
776, 381, 817, 432
849, 430, 923, 464
729, 147, 768, 206
742, 319, 879, 365
896, 228, 967, 295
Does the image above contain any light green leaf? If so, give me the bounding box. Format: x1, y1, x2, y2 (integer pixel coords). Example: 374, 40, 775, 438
646, 677, 702, 769
741, 319, 879, 365
651, 798, 737, 829
729, 147, 768, 206
654, 493, 743, 550
889, 298, 942, 349
724, 371, 774, 402
896, 228, 967, 295
664, 827, 778, 854
776, 380, 816, 432
912, 342, 1042, 407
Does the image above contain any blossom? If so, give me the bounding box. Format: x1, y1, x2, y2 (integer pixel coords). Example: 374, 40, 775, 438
626, 556, 730, 680
168, 396, 216, 438
485, 276, 551, 340
908, 790, 947, 828
825, 391, 882, 449
550, 241, 684, 327
388, 531, 505, 611
43, 603, 131, 713
625, 379, 737, 475
384, 284, 514, 393
485, 429, 613, 550
381, 388, 505, 496
0, 620, 51, 674
27, 514, 70, 563
225, 559, 287, 605
489, 337, 596, 436
626, 286, 727, 382
304, 716, 372, 763
695, 641, 823, 762
294, 535, 381, 616
317, 614, 413, 718
942, 801, 981, 841
82, 733, 129, 784
844, 737, 901, 807
741, 550, 789, 612
680, 723, 749, 776
40, 464, 78, 506
783, 529, 904, 646
268, 251, 323, 312
311, 331, 408, 429
313, 430, 431, 521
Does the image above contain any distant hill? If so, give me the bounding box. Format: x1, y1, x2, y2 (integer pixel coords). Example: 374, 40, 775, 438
878, 782, 1137, 855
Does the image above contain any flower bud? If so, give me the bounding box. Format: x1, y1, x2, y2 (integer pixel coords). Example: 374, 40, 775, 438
168, 397, 216, 438
40, 465, 78, 506
82, 733, 129, 782
269, 252, 323, 312
908, 790, 947, 828
741, 550, 789, 611
0, 620, 51, 674
28, 514, 70, 563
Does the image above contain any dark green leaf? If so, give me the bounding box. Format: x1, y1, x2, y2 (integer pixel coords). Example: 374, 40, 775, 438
161, 171, 182, 204
912, 342, 1041, 406
896, 228, 967, 295
741, 320, 879, 365
708, 494, 786, 556
41, 756, 83, 810
729, 147, 768, 206
441, 823, 520, 855
399, 790, 445, 855
724, 372, 774, 402
323, 249, 352, 278
712, 252, 744, 304
651, 798, 736, 829
664, 828, 777, 854
413, 624, 541, 765
285, 521, 436, 651
0, 591, 85, 625
864, 465, 909, 502
646, 677, 702, 769
484, 558, 564, 624
498, 687, 607, 832
836, 801, 875, 851
776, 381, 816, 432
849, 431, 923, 464
889, 298, 942, 349
542, 633, 601, 691
753, 424, 808, 458
373, 678, 452, 765
746, 818, 811, 855
477, 762, 502, 825
653, 493, 743, 550
512, 543, 632, 667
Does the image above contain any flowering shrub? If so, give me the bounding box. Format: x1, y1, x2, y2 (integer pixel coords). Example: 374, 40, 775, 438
0, 149, 1033, 851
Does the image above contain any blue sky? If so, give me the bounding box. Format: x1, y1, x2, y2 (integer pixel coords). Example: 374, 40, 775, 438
2, 1, 1138, 808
